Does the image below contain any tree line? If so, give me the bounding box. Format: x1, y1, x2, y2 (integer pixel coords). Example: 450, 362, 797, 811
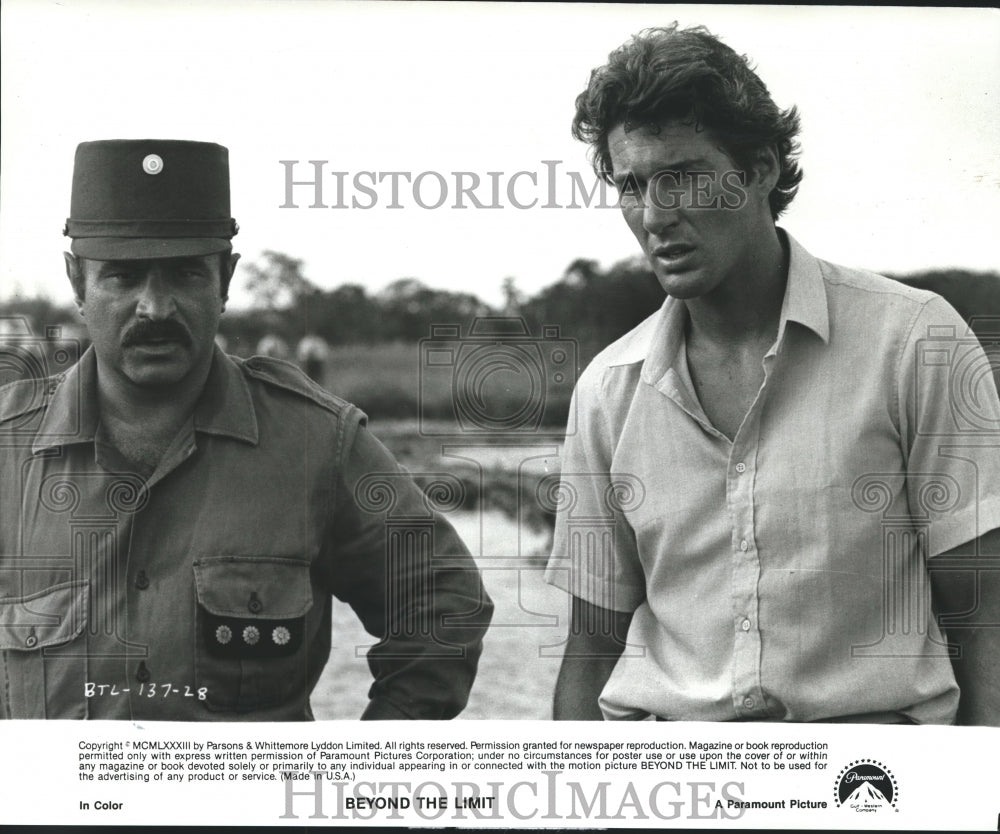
3, 250, 997, 366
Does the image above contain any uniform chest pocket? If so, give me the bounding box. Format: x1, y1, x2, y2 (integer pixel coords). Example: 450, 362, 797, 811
192, 557, 314, 713
0, 581, 89, 719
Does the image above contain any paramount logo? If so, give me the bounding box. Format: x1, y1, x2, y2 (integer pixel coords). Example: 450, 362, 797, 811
846, 781, 889, 812
834, 761, 897, 813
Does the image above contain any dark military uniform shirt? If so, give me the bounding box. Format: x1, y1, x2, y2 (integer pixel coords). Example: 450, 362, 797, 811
0, 346, 491, 720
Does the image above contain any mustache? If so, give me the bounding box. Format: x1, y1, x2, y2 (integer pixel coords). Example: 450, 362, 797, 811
122, 319, 191, 346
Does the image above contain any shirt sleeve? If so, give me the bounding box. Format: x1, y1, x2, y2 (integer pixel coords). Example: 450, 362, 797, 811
543, 364, 646, 613
320, 412, 493, 719
898, 294, 1000, 556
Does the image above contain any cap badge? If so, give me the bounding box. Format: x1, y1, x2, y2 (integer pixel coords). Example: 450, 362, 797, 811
142, 153, 164, 175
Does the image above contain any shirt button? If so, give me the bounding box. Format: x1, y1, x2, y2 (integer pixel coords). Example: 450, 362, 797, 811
248, 592, 263, 614
25, 632, 38, 648
741, 618, 751, 631
735, 462, 746, 473
135, 570, 150, 590
739, 539, 749, 552
743, 696, 755, 709
136, 661, 151, 683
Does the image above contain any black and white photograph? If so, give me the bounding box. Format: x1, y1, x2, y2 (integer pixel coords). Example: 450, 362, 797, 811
1, 1, 998, 828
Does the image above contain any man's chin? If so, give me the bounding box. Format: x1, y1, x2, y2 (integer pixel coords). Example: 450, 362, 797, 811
653, 269, 714, 299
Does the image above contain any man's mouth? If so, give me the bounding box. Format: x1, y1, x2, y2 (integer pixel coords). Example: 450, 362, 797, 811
654, 243, 695, 258
128, 336, 183, 346
652, 243, 697, 266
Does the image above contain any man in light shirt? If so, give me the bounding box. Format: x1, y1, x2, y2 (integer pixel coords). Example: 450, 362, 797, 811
545, 24, 1000, 724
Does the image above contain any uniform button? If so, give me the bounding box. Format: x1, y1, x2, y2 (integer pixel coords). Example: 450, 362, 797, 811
743, 696, 755, 709
25, 631, 38, 648
739, 539, 749, 552
248, 592, 263, 614
135, 570, 149, 590
136, 661, 151, 683
735, 462, 746, 473
741, 618, 751, 632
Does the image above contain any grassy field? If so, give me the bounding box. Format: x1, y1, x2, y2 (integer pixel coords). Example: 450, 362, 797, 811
308, 342, 572, 719
319, 341, 576, 430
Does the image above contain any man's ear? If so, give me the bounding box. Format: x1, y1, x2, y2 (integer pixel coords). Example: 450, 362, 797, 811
63, 252, 85, 314
749, 145, 781, 201
221, 252, 241, 313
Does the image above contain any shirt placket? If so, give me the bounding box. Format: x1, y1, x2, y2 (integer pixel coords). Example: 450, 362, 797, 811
728, 351, 776, 720
122, 426, 200, 720
83, 441, 146, 718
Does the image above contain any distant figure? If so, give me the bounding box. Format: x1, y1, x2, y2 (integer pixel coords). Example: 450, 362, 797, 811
296, 334, 330, 384
255, 333, 290, 360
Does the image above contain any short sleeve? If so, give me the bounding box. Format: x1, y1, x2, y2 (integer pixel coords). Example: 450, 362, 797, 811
898, 294, 1000, 556
543, 364, 646, 612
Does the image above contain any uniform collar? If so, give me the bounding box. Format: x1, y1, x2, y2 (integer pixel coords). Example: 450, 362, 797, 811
32, 343, 258, 453
638, 227, 830, 387
193, 346, 259, 444
31, 346, 100, 452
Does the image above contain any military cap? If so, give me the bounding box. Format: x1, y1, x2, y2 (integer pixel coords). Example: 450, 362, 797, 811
64, 139, 238, 259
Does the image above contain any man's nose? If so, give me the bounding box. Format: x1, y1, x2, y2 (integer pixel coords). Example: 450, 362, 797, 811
641, 183, 682, 236
135, 268, 178, 320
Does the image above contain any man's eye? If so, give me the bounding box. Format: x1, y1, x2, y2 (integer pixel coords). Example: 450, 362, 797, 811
176, 265, 210, 280
617, 181, 642, 201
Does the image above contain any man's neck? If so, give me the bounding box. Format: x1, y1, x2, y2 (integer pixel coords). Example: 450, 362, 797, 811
684, 225, 788, 348
94, 359, 212, 471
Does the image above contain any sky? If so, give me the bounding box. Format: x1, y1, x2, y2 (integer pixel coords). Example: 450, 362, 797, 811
1, 2, 998, 310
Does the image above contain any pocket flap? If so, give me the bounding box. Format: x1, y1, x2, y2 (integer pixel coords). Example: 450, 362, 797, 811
193, 556, 312, 618
0, 581, 88, 650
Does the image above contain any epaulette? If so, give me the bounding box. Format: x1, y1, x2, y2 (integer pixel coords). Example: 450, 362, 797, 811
0, 375, 60, 425
238, 355, 366, 423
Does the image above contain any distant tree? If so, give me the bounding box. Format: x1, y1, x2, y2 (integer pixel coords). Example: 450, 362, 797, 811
308, 284, 380, 345
242, 250, 317, 309
522, 256, 662, 362
0, 297, 78, 331
501, 276, 525, 316
377, 278, 492, 341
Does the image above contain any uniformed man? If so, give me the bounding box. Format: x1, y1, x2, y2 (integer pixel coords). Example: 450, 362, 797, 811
545, 24, 1000, 724
0, 139, 492, 720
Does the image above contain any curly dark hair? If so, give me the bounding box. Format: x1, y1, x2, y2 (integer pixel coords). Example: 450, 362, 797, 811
572, 23, 803, 219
